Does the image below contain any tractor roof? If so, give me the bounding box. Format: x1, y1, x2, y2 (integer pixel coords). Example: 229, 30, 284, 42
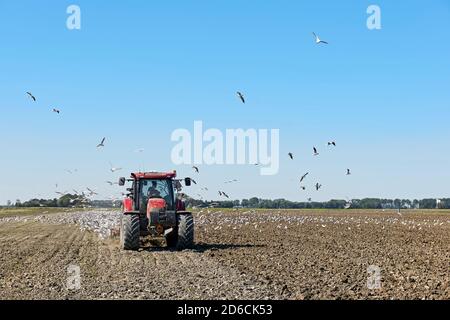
131, 171, 177, 180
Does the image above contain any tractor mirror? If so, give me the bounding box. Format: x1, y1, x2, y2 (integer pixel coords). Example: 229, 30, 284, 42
118, 177, 126, 186
184, 178, 191, 186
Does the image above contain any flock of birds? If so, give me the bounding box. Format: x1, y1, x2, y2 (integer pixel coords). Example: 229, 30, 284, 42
193, 209, 449, 233
23, 94, 124, 204
25, 31, 351, 205
287, 143, 351, 192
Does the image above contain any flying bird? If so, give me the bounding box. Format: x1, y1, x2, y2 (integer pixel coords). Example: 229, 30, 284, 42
106, 181, 118, 186
312, 32, 328, 45
192, 166, 199, 173
26, 92, 36, 101
134, 148, 144, 153
300, 172, 309, 183
52, 108, 60, 114
328, 141, 336, 147
347, 169, 351, 175
109, 163, 122, 173
97, 137, 106, 148
237, 91, 245, 104
288, 152, 294, 160
313, 147, 319, 156
300, 186, 306, 190
186, 178, 197, 185
315, 183, 322, 191
86, 187, 98, 196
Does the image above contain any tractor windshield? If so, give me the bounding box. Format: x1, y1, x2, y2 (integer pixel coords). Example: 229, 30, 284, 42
139, 179, 174, 210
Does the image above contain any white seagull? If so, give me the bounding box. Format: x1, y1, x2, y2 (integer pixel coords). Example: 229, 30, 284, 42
109, 162, 122, 173
313, 32, 328, 45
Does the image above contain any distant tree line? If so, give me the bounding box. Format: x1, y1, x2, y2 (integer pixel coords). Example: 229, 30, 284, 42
9, 194, 120, 208
3, 195, 450, 210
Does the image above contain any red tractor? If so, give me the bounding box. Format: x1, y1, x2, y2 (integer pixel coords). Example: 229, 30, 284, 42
118, 171, 194, 251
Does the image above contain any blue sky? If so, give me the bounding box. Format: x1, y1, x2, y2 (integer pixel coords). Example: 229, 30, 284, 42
0, 1, 449, 204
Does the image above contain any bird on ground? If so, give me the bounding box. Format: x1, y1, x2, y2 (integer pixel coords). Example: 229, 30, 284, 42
26, 92, 36, 101
328, 141, 336, 146
288, 152, 294, 160
300, 172, 309, 183
347, 169, 351, 175
313, 147, 319, 156
192, 166, 199, 173
52, 108, 60, 114
97, 137, 106, 148
237, 91, 245, 104
312, 32, 328, 45
315, 183, 322, 191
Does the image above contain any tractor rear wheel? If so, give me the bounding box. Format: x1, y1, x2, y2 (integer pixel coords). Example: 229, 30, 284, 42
120, 214, 140, 250
175, 213, 194, 250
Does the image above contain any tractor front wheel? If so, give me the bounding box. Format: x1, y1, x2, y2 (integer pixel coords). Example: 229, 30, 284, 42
175, 213, 194, 250
120, 214, 140, 250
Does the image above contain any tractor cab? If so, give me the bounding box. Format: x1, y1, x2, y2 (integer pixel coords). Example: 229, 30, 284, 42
118, 171, 194, 251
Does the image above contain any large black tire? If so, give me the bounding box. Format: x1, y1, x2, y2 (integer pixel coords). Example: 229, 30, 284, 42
120, 214, 140, 250
175, 213, 194, 250
165, 228, 178, 248
139, 214, 149, 235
